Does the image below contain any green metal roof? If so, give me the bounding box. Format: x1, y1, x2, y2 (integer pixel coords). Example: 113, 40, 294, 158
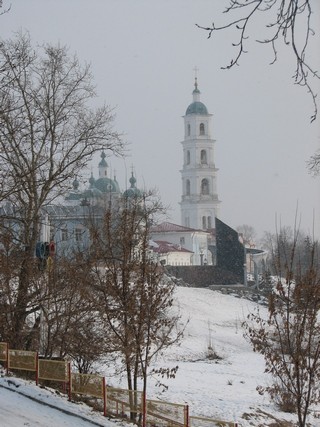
94, 177, 121, 193
186, 101, 208, 115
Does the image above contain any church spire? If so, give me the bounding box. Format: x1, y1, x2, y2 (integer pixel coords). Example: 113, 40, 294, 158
98, 151, 108, 178
192, 67, 200, 101
192, 78, 200, 102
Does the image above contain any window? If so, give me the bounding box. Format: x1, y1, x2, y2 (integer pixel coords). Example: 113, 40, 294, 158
207, 216, 212, 229
200, 150, 207, 164
200, 123, 205, 135
201, 179, 209, 195
50, 226, 55, 241
186, 150, 190, 165
75, 227, 83, 242
187, 123, 191, 136
61, 227, 68, 242
186, 179, 190, 196
202, 216, 207, 229
180, 237, 185, 245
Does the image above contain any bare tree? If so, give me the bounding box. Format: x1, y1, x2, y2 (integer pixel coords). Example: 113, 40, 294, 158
244, 230, 320, 426
236, 224, 256, 245
0, 32, 123, 348
0, 1, 11, 15
36, 253, 105, 373
197, 1, 319, 122
91, 192, 183, 419
259, 226, 317, 275
308, 150, 320, 176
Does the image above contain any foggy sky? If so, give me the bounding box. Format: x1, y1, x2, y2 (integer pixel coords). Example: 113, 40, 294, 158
2, 0, 319, 240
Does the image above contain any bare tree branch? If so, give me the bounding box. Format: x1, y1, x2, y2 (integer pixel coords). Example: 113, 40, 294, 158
197, 0, 319, 122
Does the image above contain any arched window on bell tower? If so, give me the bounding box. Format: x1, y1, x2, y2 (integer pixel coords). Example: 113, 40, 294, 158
200, 123, 205, 135
200, 149, 207, 164
186, 150, 190, 165
186, 179, 190, 196
187, 123, 191, 136
201, 178, 209, 195
202, 216, 207, 229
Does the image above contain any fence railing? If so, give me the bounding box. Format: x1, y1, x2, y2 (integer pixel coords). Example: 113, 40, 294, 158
0, 342, 240, 427
190, 415, 236, 427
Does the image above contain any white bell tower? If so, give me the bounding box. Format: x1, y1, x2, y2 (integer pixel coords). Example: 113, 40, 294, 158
180, 78, 221, 230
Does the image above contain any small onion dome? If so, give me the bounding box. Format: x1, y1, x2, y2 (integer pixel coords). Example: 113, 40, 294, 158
99, 150, 108, 168
65, 177, 82, 201
89, 173, 96, 186
72, 177, 80, 190
123, 172, 141, 198
185, 78, 208, 115
82, 173, 102, 199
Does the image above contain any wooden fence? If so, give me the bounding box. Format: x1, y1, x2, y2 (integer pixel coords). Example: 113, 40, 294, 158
0, 342, 240, 427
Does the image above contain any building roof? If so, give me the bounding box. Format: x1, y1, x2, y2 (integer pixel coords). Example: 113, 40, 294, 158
151, 221, 206, 233
44, 204, 105, 218
151, 240, 193, 254
185, 78, 208, 116
186, 101, 208, 115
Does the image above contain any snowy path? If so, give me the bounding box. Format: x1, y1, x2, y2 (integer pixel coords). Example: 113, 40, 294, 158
0, 385, 106, 427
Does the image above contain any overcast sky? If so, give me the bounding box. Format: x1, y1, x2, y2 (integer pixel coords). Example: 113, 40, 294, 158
2, 0, 320, 240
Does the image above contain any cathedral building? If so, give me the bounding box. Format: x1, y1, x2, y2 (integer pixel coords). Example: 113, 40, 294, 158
44, 151, 140, 256
1, 80, 224, 267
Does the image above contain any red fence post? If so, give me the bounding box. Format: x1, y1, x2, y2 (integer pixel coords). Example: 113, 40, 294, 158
184, 404, 189, 427
142, 391, 147, 427
68, 362, 72, 401
6, 343, 9, 376
103, 377, 107, 417
35, 352, 39, 385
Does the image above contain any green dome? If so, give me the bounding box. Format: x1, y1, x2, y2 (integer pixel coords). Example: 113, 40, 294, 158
89, 174, 95, 186
72, 177, 80, 190
186, 101, 208, 115
99, 150, 108, 167
123, 173, 141, 199
94, 177, 120, 193
65, 177, 81, 201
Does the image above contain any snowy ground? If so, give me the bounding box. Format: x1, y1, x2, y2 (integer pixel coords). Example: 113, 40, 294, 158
0, 376, 122, 426
102, 286, 320, 426
1, 286, 320, 426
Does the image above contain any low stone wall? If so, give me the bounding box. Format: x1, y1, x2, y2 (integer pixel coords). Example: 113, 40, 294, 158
165, 265, 243, 287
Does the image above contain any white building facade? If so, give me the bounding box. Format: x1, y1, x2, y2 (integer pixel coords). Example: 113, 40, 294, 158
180, 79, 221, 231
150, 240, 194, 266
150, 221, 212, 266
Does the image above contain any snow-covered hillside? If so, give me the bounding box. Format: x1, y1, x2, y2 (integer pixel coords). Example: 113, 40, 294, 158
103, 286, 319, 426
1, 286, 319, 426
